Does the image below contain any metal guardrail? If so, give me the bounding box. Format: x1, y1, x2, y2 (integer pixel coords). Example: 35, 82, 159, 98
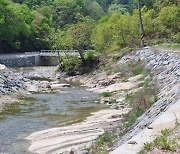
40, 50, 78, 54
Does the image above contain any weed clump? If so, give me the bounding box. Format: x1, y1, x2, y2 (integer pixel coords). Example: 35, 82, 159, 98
139, 128, 179, 153
100, 92, 113, 97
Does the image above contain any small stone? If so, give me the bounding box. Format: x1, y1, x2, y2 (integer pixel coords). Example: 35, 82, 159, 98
147, 126, 153, 129
110, 104, 119, 109
128, 141, 137, 144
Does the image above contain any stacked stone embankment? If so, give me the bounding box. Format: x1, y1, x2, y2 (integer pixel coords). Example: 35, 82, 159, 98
0, 64, 26, 95
115, 47, 180, 147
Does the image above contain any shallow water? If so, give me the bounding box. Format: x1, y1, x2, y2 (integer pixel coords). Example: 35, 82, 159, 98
0, 73, 104, 153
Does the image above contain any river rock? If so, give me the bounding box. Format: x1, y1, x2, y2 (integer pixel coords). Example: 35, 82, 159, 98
0, 64, 6, 70
50, 83, 70, 90
0, 65, 26, 95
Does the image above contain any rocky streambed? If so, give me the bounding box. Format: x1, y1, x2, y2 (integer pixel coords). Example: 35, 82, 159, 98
0, 66, 107, 153
0, 46, 179, 154
27, 47, 180, 154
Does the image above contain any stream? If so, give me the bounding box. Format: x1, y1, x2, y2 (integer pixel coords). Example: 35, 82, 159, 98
0, 67, 105, 154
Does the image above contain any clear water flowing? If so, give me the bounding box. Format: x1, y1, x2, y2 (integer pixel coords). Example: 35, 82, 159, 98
0, 69, 105, 154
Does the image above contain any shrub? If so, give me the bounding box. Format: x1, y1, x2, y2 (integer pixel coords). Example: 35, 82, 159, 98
109, 99, 116, 104
100, 92, 113, 97
144, 142, 153, 151
97, 133, 115, 146
58, 55, 80, 72
84, 50, 99, 61
141, 128, 178, 153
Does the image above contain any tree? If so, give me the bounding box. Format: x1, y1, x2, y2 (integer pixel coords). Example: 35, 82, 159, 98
0, 0, 33, 53
67, 21, 95, 61
52, 0, 85, 28
158, 5, 180, 34
30, 11, 52, 50
108, 3, 128, 14
47, 29, 71, 50
91, 13, 139, 52
84, 1, 105, 20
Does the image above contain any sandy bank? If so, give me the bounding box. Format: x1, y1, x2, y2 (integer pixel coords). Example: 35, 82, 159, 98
27, 108, 130, 154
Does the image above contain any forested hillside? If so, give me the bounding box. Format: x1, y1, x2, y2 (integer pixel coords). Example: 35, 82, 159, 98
0, 0, 179, 53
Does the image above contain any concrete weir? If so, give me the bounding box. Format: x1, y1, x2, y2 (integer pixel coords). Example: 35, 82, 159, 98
0, 52, 58, 67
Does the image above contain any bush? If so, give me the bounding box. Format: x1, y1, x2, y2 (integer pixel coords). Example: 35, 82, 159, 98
58, 55, 80, 72
97, 133, 115, 146
84, 50, 99, 61
100, 92, 113, 97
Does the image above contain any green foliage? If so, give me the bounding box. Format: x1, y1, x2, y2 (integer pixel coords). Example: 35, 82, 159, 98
158, 5, 180, 34
109, 99, 116, 104
0, 0, 33, 52
1, 0, 179, 54
91, 13, 139, 53
84, 1, 105, 20
154, 136, 176, 151
100, 92, 113, 97
141, 128, 178, 152
67, 21, 95, 61
47, 29, 69, 50
107, 61, 144, 77
128, 61, 144, 76
52, 0, 84, 28
144, 142, 153, 151
58, 55, 81, 72
84, 50, 99, 61
157, 43, 180, 49
97, 133, 115, 146
108, 4, 129, 14
111, 47, 132, 61
124, 109, 143, 128
123, 69, 158, 128
154, 0, 180, 11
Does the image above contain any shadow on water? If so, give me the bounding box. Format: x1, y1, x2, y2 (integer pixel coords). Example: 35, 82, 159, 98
0, 83, 105, 154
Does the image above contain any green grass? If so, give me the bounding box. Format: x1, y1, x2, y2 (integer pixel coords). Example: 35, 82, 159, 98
108, 99, 116, 104
89, 132, 115, 154
139, 128, 179, 153
157, 43, 180, 50
106, 61, 144, 78
154, 128, 176, 151
111, 47, 132, 61
144, 142, 153, 151
123, 73, 158, 128
100, 92, 113, 97
97, 133, 115, 146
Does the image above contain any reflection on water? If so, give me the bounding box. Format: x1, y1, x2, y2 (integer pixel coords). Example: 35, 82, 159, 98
0, 84, 105, 154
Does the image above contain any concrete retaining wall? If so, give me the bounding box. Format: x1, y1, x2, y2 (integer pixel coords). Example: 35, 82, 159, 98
0, 54, 58, 67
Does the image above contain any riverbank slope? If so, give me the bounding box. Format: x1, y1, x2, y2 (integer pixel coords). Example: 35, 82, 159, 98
26, 46, 180, 154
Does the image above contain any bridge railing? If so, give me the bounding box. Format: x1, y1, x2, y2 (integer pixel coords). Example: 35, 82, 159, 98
40, 50, 78, 55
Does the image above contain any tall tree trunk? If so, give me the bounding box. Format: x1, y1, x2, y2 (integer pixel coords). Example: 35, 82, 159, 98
78, 49, 85, 62
138, 0, 145, 47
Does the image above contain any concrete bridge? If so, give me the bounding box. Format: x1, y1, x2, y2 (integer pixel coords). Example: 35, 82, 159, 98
0, 50, 79, 67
